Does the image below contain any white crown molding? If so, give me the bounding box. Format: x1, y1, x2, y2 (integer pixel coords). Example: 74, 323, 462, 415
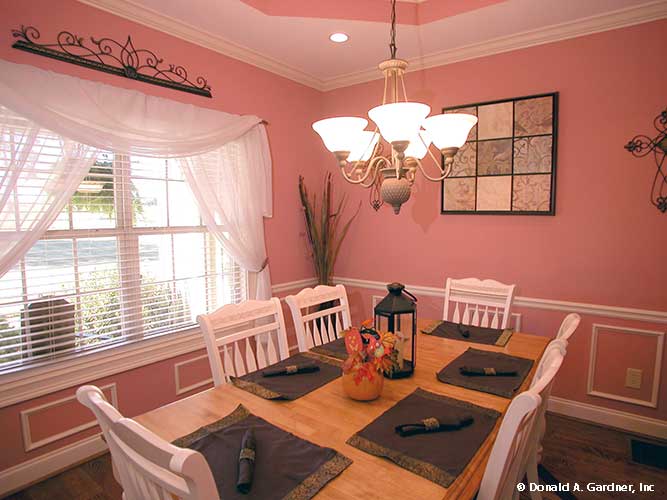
76, 0, 326, 90
334, 276, 667, 324
322, 0, 667, 90
78, 0, 667, 92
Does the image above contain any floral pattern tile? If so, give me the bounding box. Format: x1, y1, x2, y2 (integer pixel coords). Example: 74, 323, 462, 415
445, 106, 477, 141
442, 93, 556, 214
514, 96, 553, 136
443, 177, 476, 211
449, 142, 477, 177
476, 176, 511, 211
512, 174, 552, 211
513, 136, 552, 173
478, 139, 512, 175
477, 102, 513, 140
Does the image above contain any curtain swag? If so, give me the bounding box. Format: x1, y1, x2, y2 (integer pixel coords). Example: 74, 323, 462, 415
0, 59, 272, 299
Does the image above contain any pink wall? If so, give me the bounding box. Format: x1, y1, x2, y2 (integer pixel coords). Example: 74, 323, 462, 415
322, 20, 667, 419
0, 0, 323, 478
0, 0, 665, 488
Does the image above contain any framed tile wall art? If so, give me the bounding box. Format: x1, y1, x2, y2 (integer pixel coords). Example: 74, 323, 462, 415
440, 92, 558, 215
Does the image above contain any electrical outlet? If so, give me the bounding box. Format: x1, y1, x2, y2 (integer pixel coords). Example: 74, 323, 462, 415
625, 368, 643, 389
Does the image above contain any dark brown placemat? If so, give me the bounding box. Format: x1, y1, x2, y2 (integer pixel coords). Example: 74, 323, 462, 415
346, 388, 500, 487
231, 352, 341, 400
310, 337, 348, 361
421, 320, 513, 346
436, 347, 534, 398
174, 405, 351, 500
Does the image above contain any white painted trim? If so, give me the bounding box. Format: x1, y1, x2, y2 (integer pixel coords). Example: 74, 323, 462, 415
78, 0, 667, 91
173, 354, 213, 396
0, 433, 107, 497
20, 384, 117, 452
587, 324, 664, 409
548, 396, 667, 440
333, 276, 667, 324
76, 0, 325, 90
271, 277, 318, 294
0, 278, 315, 409
0, 326, 206, 410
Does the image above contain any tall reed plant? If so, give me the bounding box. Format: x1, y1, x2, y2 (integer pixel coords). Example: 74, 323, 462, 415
298, 173, 359, 285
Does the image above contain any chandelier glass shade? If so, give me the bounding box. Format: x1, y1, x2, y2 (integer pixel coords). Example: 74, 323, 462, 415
312, 0, 478, 214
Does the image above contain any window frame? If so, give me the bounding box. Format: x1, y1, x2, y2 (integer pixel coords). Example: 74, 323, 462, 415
0, 153, 248, 376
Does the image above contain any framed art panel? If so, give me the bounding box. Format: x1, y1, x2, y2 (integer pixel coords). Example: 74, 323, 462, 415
440, 92, 558, 215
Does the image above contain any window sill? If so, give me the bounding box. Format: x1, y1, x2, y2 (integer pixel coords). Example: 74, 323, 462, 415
0, 326, 207, 409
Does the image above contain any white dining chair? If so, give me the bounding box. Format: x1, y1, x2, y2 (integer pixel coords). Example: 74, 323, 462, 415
76, 385, 124, 486
443, 277, 516, 329
523, 341, 567, 500
477, 391, 542, 500
111, 416, 218, 500
285, 284, 352, 352
197, 298, 290, 387
555, 313, 581, 345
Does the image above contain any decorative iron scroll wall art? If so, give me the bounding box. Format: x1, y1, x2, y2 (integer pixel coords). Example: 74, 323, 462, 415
441, 93, 558, 215
624, 109, 667, 213
11, 25, 212, 98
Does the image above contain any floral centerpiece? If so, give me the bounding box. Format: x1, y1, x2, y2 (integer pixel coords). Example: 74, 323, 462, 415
341, 320, 395, 401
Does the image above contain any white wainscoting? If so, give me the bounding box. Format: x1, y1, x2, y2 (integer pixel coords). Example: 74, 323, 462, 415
587, 324, 664, 408
20, 383, 117, 452
173, 354, 214, 396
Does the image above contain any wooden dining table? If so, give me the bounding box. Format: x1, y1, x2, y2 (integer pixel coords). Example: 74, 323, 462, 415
136, 319, 549, 500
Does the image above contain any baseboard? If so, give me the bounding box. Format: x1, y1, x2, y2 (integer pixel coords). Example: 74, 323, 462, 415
2, 396, 665, 496
0, 434, 107, 498
548, 396, 667, 440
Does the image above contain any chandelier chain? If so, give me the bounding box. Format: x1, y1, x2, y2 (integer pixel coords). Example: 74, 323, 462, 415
389, 0, 397, 58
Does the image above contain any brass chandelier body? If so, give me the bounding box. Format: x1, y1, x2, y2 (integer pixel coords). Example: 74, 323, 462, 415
313, 0, 477, 214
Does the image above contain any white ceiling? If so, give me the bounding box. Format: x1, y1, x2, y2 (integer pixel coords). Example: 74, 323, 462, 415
79, 0, 667, 91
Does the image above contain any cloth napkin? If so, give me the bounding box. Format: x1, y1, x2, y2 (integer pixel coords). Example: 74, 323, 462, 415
394, 415, 474, 437
261, 363, 320, 377
459, 365, 518, 376
236, 428, 256, 494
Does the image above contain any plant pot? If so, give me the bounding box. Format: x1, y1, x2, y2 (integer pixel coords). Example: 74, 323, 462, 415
342, 367, 384, 401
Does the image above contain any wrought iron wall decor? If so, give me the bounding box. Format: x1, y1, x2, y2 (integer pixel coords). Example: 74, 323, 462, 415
441, 93, 558, 215
624, 109, 667, 213
11, 25, 212, 98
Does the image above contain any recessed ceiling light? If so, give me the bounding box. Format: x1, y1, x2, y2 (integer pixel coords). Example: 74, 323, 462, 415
329, 33, 349, 43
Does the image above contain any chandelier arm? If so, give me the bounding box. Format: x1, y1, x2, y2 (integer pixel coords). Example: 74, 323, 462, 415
412, 156, 450, 182
339, 160, 374, 185
399, 73, 408, 103
360, 156, 390, 188
340, 153, 388, 186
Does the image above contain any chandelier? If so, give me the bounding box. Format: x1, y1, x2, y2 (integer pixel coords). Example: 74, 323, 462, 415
312, 0, 477, 214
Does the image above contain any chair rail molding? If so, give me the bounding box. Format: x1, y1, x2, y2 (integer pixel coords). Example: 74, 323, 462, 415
587, 324, 664, 408
334, 276, 667, 324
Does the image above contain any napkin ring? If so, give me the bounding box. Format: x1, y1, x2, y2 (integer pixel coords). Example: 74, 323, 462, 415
422, 417, 440, 431
239, 448, 256, 462
483, 368, 497, 375
285, 365, 298, 374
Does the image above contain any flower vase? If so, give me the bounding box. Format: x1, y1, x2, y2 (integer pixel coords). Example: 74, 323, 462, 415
342, 363, 384, 401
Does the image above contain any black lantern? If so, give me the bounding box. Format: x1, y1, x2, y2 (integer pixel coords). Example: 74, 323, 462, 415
374, 282, 417, 378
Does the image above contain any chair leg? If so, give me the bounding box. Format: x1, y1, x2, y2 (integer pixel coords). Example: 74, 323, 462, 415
527, 449, 542, 500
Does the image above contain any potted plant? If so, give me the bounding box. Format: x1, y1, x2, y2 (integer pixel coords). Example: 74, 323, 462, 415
341, 321, 395, 401
298, 173, 359, 286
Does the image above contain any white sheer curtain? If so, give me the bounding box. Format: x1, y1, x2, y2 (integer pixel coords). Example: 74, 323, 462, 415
0, 106, 98, 278
0, 60, 272, 299
180, 125, 273, 300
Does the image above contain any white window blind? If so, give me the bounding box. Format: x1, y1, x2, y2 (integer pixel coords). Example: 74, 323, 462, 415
0, 112, 247, 373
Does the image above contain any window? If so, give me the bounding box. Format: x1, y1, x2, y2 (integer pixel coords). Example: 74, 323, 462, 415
0, 151, 247, 372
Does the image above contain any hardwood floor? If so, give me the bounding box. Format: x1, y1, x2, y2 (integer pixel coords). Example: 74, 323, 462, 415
6, 414, 666, 500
